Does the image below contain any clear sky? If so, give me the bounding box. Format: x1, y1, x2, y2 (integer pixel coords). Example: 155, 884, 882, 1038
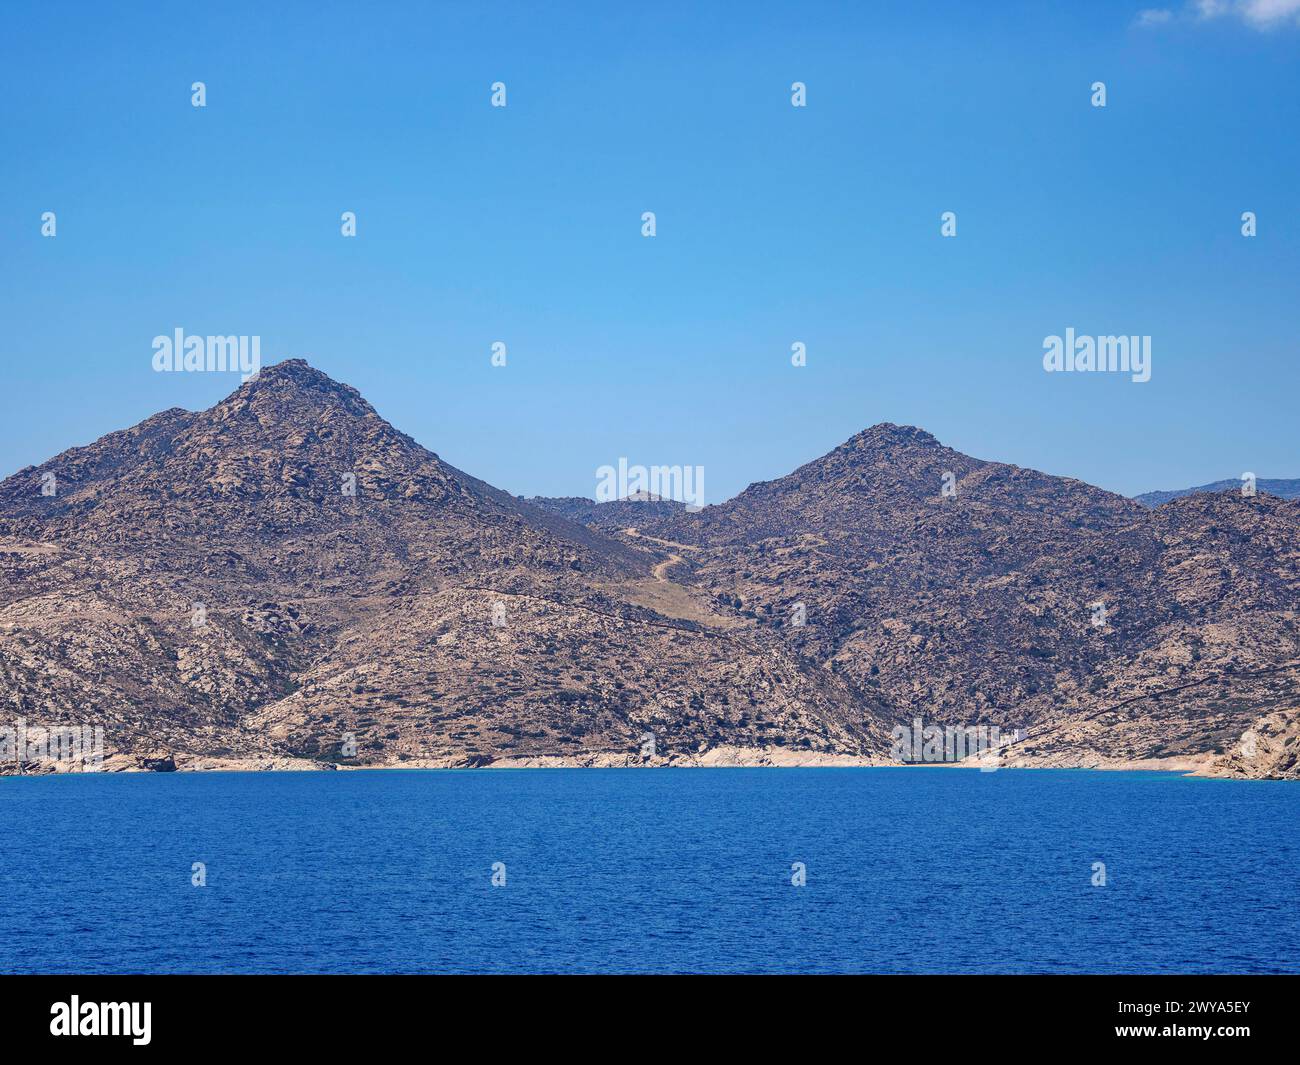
2, 1, 1297, 505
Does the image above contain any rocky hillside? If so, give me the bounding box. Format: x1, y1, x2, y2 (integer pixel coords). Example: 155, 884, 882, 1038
588, 425, 1300, 773
0, 361, 882, 770
3, 365, 1296, 776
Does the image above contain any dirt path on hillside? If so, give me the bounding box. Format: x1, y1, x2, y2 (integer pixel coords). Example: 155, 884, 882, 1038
617, 529, 738, 627
652, 554, 684, 582
624, 528, 701, 553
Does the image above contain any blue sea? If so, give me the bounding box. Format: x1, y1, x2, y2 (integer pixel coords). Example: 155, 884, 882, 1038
1, 768, 1297, 974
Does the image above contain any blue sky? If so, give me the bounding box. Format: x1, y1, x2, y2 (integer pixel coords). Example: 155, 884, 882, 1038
2, 1, 1297, 504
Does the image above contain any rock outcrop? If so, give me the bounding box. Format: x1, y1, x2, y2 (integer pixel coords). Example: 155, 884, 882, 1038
1202, 709, 1300, 780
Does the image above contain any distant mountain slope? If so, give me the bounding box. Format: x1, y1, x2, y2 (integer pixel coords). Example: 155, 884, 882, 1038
527, 492, 689, 532
1135, 478, 1300, 507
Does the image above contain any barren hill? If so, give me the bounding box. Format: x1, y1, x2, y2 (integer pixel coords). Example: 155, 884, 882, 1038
0, 361, 880, 769
574, 424, 1300, 774
3, 364, 1296, 777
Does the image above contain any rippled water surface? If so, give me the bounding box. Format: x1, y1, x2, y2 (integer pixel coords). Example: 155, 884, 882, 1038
2, 768, 1297, 973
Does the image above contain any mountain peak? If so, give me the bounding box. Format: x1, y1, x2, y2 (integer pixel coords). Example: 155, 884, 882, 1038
845, 423, 941, 449
247, 358, 353, 391
254, 357, 322, 380
221, 358, 377, 421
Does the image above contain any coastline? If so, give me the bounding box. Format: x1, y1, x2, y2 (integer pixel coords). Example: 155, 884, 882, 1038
3, 746, 1260, 778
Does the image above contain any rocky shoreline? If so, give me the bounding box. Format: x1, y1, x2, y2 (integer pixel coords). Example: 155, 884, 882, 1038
3, 744, 1291, 779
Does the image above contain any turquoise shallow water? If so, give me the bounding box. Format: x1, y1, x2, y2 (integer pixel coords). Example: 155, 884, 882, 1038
1, 767, 1296, 974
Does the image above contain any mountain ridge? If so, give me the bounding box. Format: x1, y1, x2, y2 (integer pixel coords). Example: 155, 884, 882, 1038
1, 360, 884, 771
3, 360, 1295, 778
1135, 477, 1300, 508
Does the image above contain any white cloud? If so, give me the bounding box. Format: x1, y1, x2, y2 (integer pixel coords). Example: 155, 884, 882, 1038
1236, 0, 1300, 27
1136, 0, 1300, 28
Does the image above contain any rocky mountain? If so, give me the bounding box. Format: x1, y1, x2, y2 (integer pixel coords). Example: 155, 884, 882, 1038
0, 361, 880, 771
3, 363, 1296, 776
1135, 478, 1300, 507
576, 425, 1300, 773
